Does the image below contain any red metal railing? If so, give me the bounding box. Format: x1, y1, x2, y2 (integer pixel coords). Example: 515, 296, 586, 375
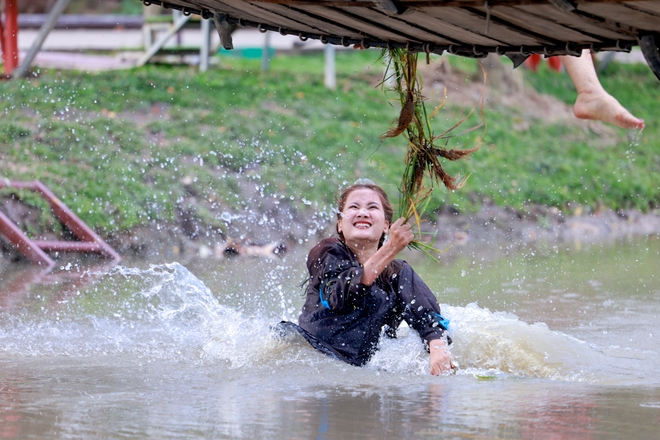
1, 0, 19, 76
0, 180, 121, 268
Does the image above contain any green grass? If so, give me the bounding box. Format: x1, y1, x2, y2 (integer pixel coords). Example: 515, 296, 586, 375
0, 49, 659, 237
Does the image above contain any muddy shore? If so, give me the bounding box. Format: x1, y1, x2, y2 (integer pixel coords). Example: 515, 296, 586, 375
141, 209, 660, 263
2, 189, 659, 265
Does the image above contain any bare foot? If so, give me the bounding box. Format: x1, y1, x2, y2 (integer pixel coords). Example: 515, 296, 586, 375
574, 90, 645, 129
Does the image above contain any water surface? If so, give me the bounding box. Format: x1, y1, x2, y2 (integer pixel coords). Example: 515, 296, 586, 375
1, 238, 659, 438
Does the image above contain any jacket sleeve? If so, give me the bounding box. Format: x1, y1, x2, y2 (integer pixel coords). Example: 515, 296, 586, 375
307, 240, 368, 312
398, 263, 451, 345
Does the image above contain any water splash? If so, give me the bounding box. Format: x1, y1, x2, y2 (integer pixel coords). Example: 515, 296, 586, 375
445, 303, 605, 381
0, 264, 262, 366
628, 127, 644, 150
0, 264, 635, 382
625, 127, 644, 165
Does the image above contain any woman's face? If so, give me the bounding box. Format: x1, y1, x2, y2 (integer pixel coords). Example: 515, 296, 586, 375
338, 188, 389, 246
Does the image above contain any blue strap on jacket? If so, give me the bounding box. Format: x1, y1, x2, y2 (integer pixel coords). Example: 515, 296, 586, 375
319, 281, 331, 309
435, 313, 450, 330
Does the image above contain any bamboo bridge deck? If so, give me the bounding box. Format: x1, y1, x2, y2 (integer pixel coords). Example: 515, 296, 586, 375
141, 0, 660, 78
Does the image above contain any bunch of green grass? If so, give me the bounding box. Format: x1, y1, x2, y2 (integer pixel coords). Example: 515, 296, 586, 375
380, 49, 485, 259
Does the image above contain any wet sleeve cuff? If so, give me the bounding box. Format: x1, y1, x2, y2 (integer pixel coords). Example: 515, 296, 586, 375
424, 330, 452, 350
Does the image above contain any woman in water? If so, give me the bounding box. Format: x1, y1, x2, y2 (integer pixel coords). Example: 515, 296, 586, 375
282, 182, 454, 375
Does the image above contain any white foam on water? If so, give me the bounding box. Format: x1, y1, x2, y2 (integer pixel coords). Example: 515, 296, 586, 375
442, 303, 601, 381
363, 302, 658, 384
0, 264, 251, 363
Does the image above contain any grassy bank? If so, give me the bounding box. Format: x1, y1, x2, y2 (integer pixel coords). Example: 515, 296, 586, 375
0, 50, 659, 238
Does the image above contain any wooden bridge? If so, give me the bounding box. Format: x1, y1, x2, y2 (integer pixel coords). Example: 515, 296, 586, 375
142, 0, 660, 79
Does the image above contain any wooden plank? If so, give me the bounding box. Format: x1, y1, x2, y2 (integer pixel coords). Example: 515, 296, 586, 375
257, 3, 364, 37
490, 5, 601, 43
515, 4, 632, 40
212, 0, 324, 33
158, 0, 656, 49
192, 0, 268, 24
341, 7, 456, 43
245, 0, 645, 6
402, 8, 505, 45
399, 0, 642, 5
303, 5, 414, 40
467, 5, 574, 44
167, 0, 651, 10
580, 2, 660, 30
249, 0, 379, 5
162, 0, 213, 12
624, 1, 660, 15
424, 6, 544, 45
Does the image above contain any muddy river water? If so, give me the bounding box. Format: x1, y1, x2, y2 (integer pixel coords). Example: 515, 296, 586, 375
1, 237, 659, 439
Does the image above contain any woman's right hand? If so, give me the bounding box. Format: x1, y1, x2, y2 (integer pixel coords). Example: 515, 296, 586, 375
386, 218, 414, 254
360, 218, 414, 286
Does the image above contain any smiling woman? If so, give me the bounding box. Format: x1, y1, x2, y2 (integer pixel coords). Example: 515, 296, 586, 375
277, 182, 454, 375
337, 185, 392, 251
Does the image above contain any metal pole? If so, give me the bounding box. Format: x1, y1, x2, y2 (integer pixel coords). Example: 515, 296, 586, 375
142, 4, 161, 50
32, 181, 121, 261
3, 0, 19, 76
0, 211, 54, 267
172, 10, 182, 46
136, 13, 191, 67
0, 11, 4, 57
262, 31, 270, 72
12, 0, 72, 79
200, 17, 211, 72
324, 44, 336, 89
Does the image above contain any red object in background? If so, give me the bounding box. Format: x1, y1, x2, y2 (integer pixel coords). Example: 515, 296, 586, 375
547, 56, 562, 72
0, 16, 4, 63
524, 54, 563, 73
1, 0, 19, 76
526, 54, 542, 72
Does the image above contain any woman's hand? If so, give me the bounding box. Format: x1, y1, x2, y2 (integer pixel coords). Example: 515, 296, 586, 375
384, 217, 414, 254
360, 218, 414, 286
429, 339, 454, 376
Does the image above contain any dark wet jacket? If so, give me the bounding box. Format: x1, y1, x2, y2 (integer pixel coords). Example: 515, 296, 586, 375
290, 237, 450, 367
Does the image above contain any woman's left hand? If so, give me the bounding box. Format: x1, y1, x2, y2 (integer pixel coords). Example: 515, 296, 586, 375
429, 339, 454, 376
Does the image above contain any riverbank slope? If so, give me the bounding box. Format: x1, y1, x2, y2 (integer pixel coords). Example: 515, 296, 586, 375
1, 50, 659, 260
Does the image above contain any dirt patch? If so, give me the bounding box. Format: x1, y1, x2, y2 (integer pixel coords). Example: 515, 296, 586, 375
428, 203, 660, 249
